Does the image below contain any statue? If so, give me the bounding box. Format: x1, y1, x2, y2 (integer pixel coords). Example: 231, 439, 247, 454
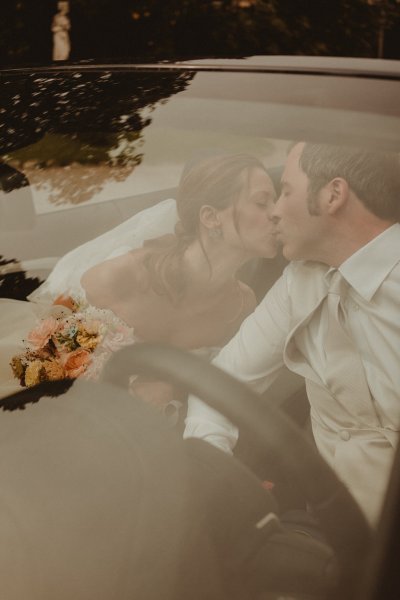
52, 1, 71, 61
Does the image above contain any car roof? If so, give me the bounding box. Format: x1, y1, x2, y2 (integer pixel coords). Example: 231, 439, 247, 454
177, 55, 400, 78
1, 55, 399, 80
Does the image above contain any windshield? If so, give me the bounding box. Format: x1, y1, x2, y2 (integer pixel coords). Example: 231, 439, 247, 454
0, 63, 399, 600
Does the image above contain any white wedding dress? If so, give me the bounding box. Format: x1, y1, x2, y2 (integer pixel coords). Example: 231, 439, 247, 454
29, 198, 178, 304
0, 199, 179, 400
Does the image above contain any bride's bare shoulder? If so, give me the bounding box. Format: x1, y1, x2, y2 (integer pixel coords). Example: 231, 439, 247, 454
81, 248, 150, 300
123, 248, 152, 288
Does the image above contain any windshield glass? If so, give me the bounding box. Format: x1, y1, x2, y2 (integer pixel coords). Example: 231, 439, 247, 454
0, 63, 399, 600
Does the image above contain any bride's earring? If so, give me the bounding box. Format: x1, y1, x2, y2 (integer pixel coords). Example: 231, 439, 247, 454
208, 227, 222, 240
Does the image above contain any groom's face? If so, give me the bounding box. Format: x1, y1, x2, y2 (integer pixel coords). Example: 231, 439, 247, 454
272, 143, 329, 262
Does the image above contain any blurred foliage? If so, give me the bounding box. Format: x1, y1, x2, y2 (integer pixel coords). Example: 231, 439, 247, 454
0, 68, 193, 205
0, 69, 194, 155
0, 0, 399, 64
0, 1, 53, 64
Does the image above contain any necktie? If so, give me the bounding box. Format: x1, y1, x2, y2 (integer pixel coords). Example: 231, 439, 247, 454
323, 270, 373, 417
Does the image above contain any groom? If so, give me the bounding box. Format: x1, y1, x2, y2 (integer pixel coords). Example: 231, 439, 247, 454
184, 141, 400, 526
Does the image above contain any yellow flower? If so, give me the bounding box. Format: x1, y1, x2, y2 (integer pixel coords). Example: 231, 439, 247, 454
10, 355, 25, 380
76, 331, 100, 351
43, 359, 65, 381
24, 360, 45, 387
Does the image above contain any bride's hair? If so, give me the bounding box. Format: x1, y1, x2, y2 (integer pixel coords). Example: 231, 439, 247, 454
143, 153, 267, 302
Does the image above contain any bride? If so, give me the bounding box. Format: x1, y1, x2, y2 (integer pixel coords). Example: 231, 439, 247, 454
1, 153, 278, 409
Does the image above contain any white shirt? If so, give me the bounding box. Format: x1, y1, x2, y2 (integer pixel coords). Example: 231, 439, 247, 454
184, 224, 400, 524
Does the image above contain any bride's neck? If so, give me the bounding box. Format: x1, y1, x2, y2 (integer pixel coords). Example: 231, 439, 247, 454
181, 239, 246, 295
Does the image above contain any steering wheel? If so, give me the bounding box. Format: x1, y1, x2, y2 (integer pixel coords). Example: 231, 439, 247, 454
104, 342, 372, 594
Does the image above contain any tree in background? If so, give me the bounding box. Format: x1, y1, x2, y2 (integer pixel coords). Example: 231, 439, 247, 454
69, 0, 379, 60
0, 1, 53, 65
0, 0, 399, 64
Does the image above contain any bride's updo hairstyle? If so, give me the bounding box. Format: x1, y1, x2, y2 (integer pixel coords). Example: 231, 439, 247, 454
143, 153, 267, 302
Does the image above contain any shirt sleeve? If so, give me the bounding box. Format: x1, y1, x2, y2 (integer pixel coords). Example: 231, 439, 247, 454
183, 266, 292, 452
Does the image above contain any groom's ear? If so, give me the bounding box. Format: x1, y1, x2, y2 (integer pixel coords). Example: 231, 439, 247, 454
324, 177, 349, 214
199, 205, 221, 229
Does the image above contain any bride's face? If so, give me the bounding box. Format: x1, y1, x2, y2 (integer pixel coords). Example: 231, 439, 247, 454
220, 167, 279, 259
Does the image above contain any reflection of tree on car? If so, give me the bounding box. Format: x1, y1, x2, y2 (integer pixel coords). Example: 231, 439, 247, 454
0, 69, 194, 205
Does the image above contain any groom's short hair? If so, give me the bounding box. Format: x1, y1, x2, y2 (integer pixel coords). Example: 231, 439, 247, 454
297, 142, 400, 221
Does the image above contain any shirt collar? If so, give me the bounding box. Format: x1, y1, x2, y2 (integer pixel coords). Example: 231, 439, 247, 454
335, 224, 400, 301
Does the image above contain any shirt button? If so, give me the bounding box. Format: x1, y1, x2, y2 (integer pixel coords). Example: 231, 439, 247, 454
352, 303, 359, 311
339, 430, 351, 441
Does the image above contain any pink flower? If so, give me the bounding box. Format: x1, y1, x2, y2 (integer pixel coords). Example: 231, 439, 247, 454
62, 348, 91, 378
27, 317, 59, 349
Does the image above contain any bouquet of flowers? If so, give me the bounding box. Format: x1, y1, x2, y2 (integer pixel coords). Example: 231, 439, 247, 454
10, 302, 135, 388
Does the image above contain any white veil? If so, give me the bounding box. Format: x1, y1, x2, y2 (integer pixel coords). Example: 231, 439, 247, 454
29, 198, 178, 303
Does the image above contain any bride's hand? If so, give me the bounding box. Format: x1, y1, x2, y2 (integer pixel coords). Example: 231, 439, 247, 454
129, 378, 180, 412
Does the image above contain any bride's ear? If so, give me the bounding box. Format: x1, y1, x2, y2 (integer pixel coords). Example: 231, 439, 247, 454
199, 205, 221, 231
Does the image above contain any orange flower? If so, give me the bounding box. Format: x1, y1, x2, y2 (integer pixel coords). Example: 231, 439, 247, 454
53, 294, 77, 311
63, 348, 91, 378
27, 317, 58, 349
